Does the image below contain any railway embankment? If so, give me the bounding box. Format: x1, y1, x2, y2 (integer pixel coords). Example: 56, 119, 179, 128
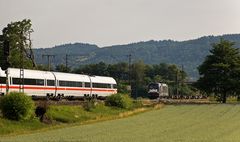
0, 98, 160, 136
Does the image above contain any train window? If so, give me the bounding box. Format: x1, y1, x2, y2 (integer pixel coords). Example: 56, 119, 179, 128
25, 78, 44, 86
12, 78, 21, 84
59, 81, 66, 86
12, 78, 44, 86
76, 82, 82, 87
113, 84, 117, 89
59, 80, 82, 87
85, 82, 90, 88
47, 80, 55, 86
36, 79, 44, 85
92, 83, 111, 88
0, 77, 5, 84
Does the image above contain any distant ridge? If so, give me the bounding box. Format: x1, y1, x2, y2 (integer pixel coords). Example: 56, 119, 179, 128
34, 34, 240, 80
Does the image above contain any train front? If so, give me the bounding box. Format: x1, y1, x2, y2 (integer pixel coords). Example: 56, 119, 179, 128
148, 83, 160, 99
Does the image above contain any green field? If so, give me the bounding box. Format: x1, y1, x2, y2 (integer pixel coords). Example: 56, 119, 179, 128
1, 104, 240, 142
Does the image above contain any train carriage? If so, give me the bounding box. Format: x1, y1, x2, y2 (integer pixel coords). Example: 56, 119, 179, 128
0, 67, 117, 99
8, 68, 55, 97
53, 72, 91, 99
90, 76, 117, 98
148, 83, 169, 99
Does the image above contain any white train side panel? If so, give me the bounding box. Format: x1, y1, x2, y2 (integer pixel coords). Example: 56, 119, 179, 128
8, 68, 55, 97
0, 68, 117, 98
53, 72, 91, 97
90, 76, 117, 97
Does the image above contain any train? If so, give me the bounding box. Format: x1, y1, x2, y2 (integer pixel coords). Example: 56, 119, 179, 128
148, 82, 169, 99
0, 68, 117, 100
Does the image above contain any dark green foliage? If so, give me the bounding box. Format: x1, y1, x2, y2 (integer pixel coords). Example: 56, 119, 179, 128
196, 39, 240, 103
73, 61, 190, 97
117, 82, 130, 94
133, 98, 144, 108
74, 61, 109, 76
83, 98, 96, 111
105, 94, 133, 109
0, 92, 35, 120
1, 19, 35, 69
35, 101, 49, 122
55, 64, 71, 73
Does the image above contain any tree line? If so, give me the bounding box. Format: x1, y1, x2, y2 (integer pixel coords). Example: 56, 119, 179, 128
71, 61, 192, 98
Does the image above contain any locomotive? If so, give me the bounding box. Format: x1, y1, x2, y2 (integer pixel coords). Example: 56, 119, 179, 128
0, 68, 117, 100
148, 82, 169, 99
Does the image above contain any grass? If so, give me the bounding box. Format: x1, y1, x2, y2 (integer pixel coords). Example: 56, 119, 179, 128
2, 104, 240, 142
46, 104, 126, 123
0, 118, 46, 135
0, 102, 148, 137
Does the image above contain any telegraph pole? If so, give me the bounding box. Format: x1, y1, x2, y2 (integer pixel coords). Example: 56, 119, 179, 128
176, 70, 179, 96
181, 65, 184, 88
127, 54, 132, 85
65, 54, 70, 69
19, 30, 24, 93
42, 54, 55, 71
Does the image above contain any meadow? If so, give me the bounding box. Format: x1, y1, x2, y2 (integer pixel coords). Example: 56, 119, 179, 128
1, 104, 240, 142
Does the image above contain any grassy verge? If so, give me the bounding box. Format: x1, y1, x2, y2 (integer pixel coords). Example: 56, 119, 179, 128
0, 118, 46, 135
0, 102, 157, 136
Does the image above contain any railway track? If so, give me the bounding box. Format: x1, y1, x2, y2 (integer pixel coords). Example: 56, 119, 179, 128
34, 99, 105, 106
33, 95, 210, 106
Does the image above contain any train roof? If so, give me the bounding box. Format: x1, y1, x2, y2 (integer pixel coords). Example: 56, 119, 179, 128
149, 82, 168, 86
0, 68, 5, 77
90, 76, 117, 84
5, 68, 117, 84
53, 72, 90, 82
7, 68, 55, 80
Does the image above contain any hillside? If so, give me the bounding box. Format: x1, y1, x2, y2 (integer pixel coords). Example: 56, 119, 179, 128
34, 34, 240, 80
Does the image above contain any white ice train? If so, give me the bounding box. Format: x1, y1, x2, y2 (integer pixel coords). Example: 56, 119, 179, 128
0, 68, 117, 99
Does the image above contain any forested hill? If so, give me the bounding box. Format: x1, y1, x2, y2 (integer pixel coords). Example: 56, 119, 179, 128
34, 34, 240, 80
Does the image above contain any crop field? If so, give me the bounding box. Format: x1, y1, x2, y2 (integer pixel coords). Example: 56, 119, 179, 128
1, 104, 240, 142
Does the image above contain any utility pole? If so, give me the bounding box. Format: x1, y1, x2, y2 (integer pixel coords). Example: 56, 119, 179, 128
181, 65, 184, 88
127, 54, 132, 85
19, 30, 25, 93
176, 70, 179, 96
42, 54, 55, 71
65, 54, 70, 69
179, 65, 185, 98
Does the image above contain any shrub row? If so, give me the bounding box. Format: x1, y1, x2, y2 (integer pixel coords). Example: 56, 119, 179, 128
0, 92, 138, 121
105, 94, 133, 109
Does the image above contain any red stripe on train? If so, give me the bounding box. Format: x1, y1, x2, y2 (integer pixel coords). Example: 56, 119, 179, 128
0, 85, 117, 92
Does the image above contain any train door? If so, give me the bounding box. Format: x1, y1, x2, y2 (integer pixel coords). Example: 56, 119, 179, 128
0, 70, 7, 95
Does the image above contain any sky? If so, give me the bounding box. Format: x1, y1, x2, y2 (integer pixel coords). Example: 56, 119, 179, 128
0, 0, 240, 48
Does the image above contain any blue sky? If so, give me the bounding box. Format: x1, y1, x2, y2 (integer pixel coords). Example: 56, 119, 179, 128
0, 0, 240, 48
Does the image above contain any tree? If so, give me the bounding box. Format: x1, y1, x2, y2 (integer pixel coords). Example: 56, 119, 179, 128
131, 60, 147, 98
55, 64, 71, 73
196, 39, 240, 103
1, 19, 35, 69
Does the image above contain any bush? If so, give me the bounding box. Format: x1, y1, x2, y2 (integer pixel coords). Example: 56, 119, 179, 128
35, 101, 49, 122
0, 92, 35, 121
105, 94, 133, 109
83, 97, 97, 111
133, 97, 144, 108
